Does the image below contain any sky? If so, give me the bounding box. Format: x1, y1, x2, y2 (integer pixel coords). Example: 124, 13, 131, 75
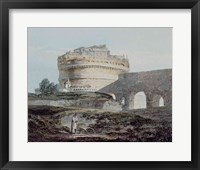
28, 27, 172, 92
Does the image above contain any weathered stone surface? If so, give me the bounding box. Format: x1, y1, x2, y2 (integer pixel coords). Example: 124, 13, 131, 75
103, 100, 122, 111
99, 69, 172, 110
57, 45, 129, 91
28, 99, 122, 111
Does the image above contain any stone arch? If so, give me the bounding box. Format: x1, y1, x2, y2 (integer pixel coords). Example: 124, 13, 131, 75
129, 91, 147, 110
107, 93, 116, 100
152, 94, 165, 107
162, 90, 172, 107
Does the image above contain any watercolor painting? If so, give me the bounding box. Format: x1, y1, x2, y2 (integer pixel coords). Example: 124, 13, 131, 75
28, 28, 172, 142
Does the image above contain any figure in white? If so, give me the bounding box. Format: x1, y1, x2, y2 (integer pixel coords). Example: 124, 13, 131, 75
121, 97, 125, 105
71, 113, 78, 134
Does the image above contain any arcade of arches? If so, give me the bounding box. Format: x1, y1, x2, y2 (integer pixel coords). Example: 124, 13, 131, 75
99, 69, 172, 111
128, 91, 165, 110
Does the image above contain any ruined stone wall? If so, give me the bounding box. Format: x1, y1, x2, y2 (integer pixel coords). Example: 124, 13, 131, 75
99, 69, 172, 110
58, 55, 129, 91
28, 99, 122, 111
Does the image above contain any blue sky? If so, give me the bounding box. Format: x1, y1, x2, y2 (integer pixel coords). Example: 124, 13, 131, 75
28, 27, 172, 92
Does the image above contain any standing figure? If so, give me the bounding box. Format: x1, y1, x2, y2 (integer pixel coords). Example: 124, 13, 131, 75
71, 113, 78, 134
121, 97, 125, 105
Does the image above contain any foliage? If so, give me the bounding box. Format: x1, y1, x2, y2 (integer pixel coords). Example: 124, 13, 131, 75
37, 78, 59, 95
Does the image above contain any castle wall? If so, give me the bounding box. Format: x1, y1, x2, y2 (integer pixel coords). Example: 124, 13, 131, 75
59, 67, 120, 80
99, 69, 172, 110
71, 79, 115, 90
57, 46, 172, 111
59, 66, 123, 90
58, 46, 129, 91
28, 99, 122, 111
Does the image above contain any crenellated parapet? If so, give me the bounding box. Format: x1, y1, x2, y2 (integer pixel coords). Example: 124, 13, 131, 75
57, 45, 130, 91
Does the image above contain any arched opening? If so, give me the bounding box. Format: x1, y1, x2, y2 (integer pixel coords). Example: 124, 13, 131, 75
152, 95, 164, 107
107, 93, 116, 100
132, 91, 147, 109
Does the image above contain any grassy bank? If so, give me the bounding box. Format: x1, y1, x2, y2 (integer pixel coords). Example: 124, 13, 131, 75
28, 92, 112, 101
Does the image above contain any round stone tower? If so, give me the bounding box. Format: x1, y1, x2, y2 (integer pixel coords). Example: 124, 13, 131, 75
57, 45, 129, 92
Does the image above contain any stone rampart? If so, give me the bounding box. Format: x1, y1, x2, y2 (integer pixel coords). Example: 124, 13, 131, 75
28, 99, 122, 111
99, 69, 172, 110
57, 45, 129, 91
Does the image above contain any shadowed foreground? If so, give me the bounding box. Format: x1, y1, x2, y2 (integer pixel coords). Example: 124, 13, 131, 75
28, 105, 172, 142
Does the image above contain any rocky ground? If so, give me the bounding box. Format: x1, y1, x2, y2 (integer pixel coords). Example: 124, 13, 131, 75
28, 105, 172, 142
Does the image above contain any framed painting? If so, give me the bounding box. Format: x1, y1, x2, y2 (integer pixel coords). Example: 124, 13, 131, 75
0, 0, 199, 169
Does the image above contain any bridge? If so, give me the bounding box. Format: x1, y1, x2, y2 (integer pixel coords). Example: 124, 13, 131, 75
99, 69, 172, 110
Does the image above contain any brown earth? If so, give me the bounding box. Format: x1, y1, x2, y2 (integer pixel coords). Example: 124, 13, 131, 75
28, 105, 172, 142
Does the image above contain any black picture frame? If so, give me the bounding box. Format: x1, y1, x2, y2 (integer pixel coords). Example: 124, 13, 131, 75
0, 0, 199, 169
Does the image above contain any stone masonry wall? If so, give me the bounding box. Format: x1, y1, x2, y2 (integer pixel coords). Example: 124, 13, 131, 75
99, 69, 172, 110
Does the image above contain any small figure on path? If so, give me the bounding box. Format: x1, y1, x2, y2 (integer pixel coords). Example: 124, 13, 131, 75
121, 97, 125, 105
71, 113, 78, 134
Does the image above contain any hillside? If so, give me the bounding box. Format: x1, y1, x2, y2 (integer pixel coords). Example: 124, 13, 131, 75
28, 105, 172, 142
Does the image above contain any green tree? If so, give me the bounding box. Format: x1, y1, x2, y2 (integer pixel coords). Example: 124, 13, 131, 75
38, 78, 58, 95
